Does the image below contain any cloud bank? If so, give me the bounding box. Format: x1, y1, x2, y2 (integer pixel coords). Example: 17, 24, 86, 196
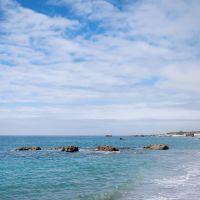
0, 0, 200, 134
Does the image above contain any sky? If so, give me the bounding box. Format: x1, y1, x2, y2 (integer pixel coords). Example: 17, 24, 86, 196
0, 0, 200, 135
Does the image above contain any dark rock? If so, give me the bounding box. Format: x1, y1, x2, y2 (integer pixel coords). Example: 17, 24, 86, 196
186, 133, 194, 137
105, 135, 112, 137
65, 146, 79, 152
96, 145, 119, 151
120, 137, 124, 140
144, 144, 169, 150
47, 146, 79, 152
16, 146, 41, 151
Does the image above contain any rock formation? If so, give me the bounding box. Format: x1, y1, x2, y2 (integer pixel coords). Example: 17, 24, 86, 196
16, 146, 41, 151
144, 144, 169, 150
64, 146, 79, 152
48, 146, 79, 152
96, 145, 119, 151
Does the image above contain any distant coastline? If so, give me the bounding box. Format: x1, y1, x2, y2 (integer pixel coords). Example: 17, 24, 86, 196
1, 131, 200, 137
166, 131, 200, 137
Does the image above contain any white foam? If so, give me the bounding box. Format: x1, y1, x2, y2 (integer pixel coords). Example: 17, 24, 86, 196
79, 148, 120, 154
120, 150, 200, 200
79, 148, 93, 152
154, 175, 188, 187
146, 197, 176, 200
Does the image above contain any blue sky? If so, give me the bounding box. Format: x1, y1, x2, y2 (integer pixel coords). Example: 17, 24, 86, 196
0, 0, 200, 135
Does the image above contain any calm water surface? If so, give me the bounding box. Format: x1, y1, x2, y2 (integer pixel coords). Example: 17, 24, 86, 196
0, 136, 200, 200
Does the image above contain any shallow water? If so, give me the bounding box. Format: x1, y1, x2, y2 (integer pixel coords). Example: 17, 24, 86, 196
0, 136, 200, 200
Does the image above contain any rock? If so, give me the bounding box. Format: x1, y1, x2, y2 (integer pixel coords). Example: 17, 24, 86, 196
55, 146, 66, 151
47, 146, 79, 152
105, 135, 112, 137
65, 146, 79, 152
185, 133, 194, 137
144, 144, 169, 150
16, 146, 41, 151
120, 137, 124, 140
96, 145, 119, 151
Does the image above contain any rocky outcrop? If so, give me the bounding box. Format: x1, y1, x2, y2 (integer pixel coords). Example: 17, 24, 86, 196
185, 133, 194, 137
96, 145, 119, 151
48, 146, 79, 152
64, 146, 79, 152
16, 146, 41, 151
144, 144, 169, 150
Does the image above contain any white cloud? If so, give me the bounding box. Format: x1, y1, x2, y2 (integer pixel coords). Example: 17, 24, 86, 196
158, 60, 200, 92
0, 0, 200, 129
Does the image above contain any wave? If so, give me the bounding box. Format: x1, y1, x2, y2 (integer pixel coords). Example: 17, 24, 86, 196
79, 148, 121, 154
119, 150, 200, 200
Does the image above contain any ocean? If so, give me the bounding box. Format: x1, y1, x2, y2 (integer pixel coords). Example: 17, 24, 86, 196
0, 136, 200, 200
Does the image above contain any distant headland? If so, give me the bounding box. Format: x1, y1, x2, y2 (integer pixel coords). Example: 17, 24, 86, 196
166, 131, 200, 137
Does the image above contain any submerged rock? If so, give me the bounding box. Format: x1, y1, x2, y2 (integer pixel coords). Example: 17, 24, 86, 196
144, 144, 169, 150
48, 147, 64, 151
96, 145, 119, 151
16, 146, 41, 151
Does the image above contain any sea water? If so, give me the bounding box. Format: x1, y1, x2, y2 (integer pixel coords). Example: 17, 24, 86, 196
0, 136, 200, 200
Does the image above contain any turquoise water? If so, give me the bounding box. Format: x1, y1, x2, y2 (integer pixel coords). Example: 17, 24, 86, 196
0, 136, 200, 200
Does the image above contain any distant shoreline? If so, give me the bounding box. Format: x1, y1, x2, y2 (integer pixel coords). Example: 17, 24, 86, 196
0, 131, 200, 137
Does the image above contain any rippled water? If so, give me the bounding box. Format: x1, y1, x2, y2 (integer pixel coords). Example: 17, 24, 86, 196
0, 136, 200, 200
